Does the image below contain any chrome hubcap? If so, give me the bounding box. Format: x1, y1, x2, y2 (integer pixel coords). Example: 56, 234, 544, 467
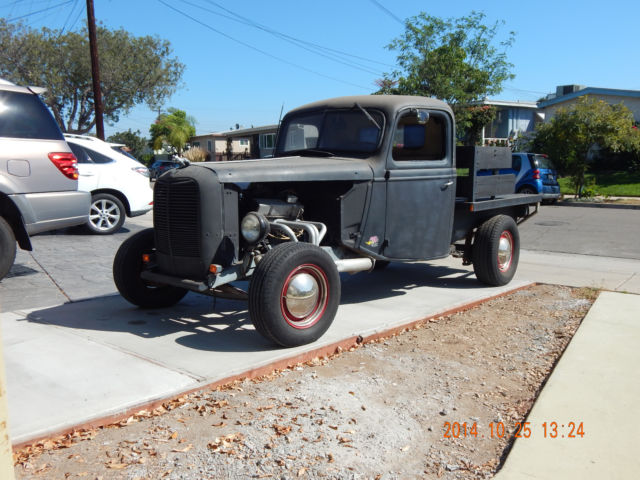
281, 264, 329, 329
89, 199, 120, 231
498, 231, 513, 272
285, 272, 319, 319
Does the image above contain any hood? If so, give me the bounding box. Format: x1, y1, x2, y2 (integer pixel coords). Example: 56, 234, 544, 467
194, 156, 374, 183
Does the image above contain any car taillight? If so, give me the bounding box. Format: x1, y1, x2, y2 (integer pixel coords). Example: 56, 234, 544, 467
48, 152, 79, 180
532, 169, 541, 180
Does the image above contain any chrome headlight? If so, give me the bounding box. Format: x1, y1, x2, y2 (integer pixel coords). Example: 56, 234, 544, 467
240, 212, 270, 244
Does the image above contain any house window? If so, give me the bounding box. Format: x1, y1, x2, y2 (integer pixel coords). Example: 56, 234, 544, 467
239, 139, 249, 146
207, 140, 212, 152
192, 141, 200, 148
259, 133, 275, 149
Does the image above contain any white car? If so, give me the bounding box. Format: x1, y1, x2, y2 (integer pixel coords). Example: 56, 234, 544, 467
64, 134, 153, 234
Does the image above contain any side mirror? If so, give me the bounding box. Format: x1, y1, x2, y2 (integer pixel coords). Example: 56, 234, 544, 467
417, 110, 430, 124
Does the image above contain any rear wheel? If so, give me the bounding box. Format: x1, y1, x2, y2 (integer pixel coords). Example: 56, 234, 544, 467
113, 228, 188, 308
87, 193, 125, 235
472, 215, 520, 286
0, 217, 16, 280
249, 243, 340, 347
518, 186, 536, 195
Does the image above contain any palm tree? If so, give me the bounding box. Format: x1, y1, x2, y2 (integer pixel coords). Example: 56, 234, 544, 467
150, 108, 196, 154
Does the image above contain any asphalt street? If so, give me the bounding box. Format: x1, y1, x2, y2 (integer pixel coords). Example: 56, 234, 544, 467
519, 204, 640, 259
1, 203, 639, 313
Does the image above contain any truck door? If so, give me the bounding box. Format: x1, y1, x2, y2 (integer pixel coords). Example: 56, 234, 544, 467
383, 108, 456, 260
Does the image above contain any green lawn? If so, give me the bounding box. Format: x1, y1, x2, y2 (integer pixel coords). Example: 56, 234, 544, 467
558, 171, 640, 197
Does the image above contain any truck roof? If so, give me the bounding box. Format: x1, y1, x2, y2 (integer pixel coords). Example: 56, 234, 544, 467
286, 95, 454, 118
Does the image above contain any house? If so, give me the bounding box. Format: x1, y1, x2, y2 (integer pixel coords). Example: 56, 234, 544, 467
190, 124, 278, 161
480, 100, 544, 146
539, 85, 640, 121
480, 85, 640, 146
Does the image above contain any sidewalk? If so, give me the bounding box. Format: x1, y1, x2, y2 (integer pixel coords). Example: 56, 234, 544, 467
495, 291, 640, 479
559, 195, 640, 210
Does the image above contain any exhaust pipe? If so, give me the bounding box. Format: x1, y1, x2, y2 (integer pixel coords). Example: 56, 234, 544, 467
335, 257, 374, 273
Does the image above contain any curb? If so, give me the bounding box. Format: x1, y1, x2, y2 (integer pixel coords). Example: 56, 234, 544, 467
557, 201, 640, 210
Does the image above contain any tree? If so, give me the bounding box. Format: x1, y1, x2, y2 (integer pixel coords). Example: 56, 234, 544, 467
0, 19, 184, 134
150, 109, 196, 155
107, 129, 149, 159
377, 11, 515, 144
532, 97, 640, 196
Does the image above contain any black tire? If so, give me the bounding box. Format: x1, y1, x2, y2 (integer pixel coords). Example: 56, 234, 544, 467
518, 186, 536, 195
472, 215, 520, 286
87, 193, 126, 235
373, 260, 390, 271
113, 228, 188, 308
0, 216, 16, 281
249, 242, 341, 347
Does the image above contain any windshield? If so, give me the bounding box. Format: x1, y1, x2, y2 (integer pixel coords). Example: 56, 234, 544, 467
531, 154, 555, 170
276, 108, 384, 156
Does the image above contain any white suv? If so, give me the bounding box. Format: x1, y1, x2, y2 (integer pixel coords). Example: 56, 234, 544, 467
64, 134, 153, 234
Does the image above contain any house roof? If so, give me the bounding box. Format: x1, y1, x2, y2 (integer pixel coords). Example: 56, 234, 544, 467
193, 124, 279, 140
539, 87, 640, 108
480, 99, 539, 109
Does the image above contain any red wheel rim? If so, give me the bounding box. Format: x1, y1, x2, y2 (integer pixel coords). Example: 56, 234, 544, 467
280, 264, 329, 329
497, 231, 514, 272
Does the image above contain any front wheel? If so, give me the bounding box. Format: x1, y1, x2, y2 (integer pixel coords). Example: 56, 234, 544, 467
472, 215, 520, 286
113, 228, 188, 308
87, 193, 125, 235
249, 243, 341, 347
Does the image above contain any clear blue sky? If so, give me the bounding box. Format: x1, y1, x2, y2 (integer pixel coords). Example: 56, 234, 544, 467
2, 0, 639, 137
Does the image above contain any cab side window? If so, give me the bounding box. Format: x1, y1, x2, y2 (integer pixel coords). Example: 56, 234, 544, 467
392, 112, 446, 161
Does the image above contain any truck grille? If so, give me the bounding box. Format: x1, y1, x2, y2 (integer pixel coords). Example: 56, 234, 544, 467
154, 178, 201, 258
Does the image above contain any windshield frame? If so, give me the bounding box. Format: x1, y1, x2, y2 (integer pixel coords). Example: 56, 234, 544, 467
274, 107, 386, 158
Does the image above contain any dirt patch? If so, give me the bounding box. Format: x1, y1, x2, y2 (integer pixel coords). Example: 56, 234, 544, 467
14, 284, 594, 479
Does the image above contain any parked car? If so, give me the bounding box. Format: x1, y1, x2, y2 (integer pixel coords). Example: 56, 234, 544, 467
511, 152, 561, 202
0, 79, 90, 280
64, 134, 153, 234
149, 158, 182, 180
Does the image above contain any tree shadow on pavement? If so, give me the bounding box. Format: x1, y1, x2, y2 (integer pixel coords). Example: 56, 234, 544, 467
340, 261, 480, 305
24, 293, 276, 353
24, 261, 480, 353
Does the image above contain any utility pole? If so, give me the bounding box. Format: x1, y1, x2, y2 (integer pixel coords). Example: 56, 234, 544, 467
86, 0, 105, 140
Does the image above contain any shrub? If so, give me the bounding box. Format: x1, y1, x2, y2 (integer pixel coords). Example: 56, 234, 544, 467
183, 147, 206, 162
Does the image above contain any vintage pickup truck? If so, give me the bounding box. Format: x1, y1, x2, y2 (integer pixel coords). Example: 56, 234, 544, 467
113, 95, 540, 347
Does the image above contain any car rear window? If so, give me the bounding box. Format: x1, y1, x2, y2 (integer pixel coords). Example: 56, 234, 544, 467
530, 154, 555, 170
0, 90, 64, 140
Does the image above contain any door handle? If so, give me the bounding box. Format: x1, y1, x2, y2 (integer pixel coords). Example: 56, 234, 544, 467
441, 181, 454, 190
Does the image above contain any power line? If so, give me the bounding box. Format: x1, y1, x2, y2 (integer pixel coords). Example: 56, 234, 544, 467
199, 0, 394, 69
178, 0, 382, 76
368, 0, 404, 26
6, 0, 74, 23
157, 0, 372, 90
60, 0, 82, 34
